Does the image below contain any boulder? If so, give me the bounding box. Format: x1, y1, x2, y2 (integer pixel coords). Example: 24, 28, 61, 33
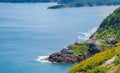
48, 52, 77, 63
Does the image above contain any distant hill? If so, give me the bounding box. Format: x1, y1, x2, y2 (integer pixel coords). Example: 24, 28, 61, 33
48, 0, 120, 9
58, 0, 120, 5
0, 0, 57, 3
68, 7, 120, 73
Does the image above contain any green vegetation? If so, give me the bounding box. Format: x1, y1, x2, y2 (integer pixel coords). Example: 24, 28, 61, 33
86, 66, 108, 73
93, 7, 120, 42
48, 0, 120, 9
68, 42, 102, 57
114, 56, 120, 65
0, 0, 57, 3
71, 45, 89, 56
85, 51, 120, 73
115, 65, 120, 73
58, 0, 120, 5
68, 46, 120, 73
68, 7, 120, 73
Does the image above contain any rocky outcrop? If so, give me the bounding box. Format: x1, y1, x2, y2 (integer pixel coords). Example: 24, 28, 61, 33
48, 52, 77, 63
48, 39, 105, 63
101, 56, 117, 66
48, 52, 91, 63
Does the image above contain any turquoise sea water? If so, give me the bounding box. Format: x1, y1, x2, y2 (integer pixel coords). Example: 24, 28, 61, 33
0, 3, 119, 73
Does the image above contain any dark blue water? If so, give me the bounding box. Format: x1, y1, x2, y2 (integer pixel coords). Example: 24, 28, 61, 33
0, 3, 119, 73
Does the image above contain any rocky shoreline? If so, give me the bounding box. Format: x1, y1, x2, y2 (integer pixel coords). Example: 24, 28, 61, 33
47, 41, 97, 63
48, 52, 77, 63
47, 41, 95, 63
47, 36, 118, 63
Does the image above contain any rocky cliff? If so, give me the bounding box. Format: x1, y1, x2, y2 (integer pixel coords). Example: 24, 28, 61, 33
48, 7, 120, 65
68, 7, 120, 73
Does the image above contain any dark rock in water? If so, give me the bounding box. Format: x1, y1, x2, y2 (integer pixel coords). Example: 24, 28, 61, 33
48, 4, 65, 9
48, 52, 77, 63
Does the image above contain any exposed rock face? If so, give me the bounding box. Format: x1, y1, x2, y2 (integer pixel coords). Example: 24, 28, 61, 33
48, 52, 91, 63
48, 39, 104, 63
101, 56, 117, 66
48, 52, 77, 63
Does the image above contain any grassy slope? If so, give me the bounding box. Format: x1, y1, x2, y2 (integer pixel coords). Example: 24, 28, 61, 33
92, 7, 120, 42
68, 44, 120, 73
68, 7, 120, 73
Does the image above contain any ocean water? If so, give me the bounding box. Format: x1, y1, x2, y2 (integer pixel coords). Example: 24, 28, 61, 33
0, 3, 119, 73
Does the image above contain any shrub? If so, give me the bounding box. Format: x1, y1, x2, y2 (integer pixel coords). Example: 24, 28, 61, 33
86, 66, 108, 73
68, 46, 120, 73
115, 65, 120, 73
71, 45, 89, 56
114, 56, 120, 65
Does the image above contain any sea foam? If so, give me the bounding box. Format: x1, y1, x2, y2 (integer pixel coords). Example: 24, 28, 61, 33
78, 27, 97, 40
36, 56, 51, 63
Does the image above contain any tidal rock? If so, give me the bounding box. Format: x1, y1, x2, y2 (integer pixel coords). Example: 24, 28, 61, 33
48, 52, 77, 63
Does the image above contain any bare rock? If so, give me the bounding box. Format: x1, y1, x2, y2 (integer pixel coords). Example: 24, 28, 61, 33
48, 52, 77, 63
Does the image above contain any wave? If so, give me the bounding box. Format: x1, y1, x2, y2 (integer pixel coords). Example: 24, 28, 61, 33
36, 56, 51, 63
78, 27, 97, 41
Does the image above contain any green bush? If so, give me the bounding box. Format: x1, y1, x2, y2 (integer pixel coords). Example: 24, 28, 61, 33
114, 56, 120, 65
93, 7, 120, 42
71, 45, 89, 56
86, 66, 108, 73
115, 65, 120, 73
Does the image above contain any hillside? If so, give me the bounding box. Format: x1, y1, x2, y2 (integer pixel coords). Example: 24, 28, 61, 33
58, 0, 120, 5
91, 7, 120, 42
68, 7, 120, 73
68, 44, 120, 73
48, 0, 120, 9
0, 0, 57, 3
48, 7, 120, 64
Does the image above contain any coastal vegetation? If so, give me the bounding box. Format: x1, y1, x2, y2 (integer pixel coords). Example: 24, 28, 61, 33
48, 7, 120, 64
71, 45, 89, 56
1, 0, 120, 73
58, 0, 120, 5
68, 45, 120, 73
0, 0, 57, 3
68, 7, 120, 73
48, 0, 120, 9
1, 0, 120, 9
92, 7, 120, 42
